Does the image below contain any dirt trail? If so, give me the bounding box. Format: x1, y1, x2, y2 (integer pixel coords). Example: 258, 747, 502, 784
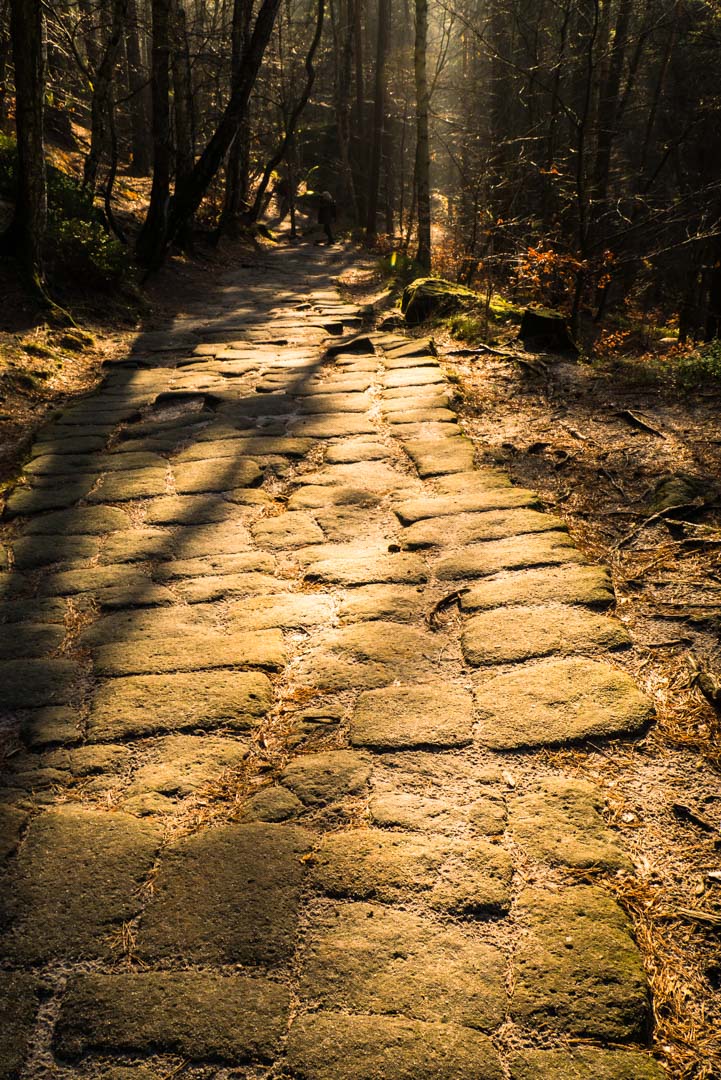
1, 243, 668, 1078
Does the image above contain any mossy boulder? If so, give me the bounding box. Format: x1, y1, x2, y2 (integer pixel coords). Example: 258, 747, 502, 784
519, 307, 577, 353
649, 473, 710, 516
401, 277, 480, 326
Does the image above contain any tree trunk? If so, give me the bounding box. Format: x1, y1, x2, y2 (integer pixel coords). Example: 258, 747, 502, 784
0, 0, 47, 291
84, 0, 130, 192
171, 2, 194, 186
248, 0, 325, 222
0, 0, 10, 124
705, 227, 721, 342
365, 0, 391, 242
222, 0, 253, 229
141, 0, 282, 267
414, 0, 431, 270
592, 0, 633, 207
135, 0, 172, 263
334, 0, 357, 220
125, 0, 152, 175
77, 0, 102, 75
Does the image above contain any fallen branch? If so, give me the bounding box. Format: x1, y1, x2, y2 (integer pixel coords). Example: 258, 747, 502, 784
616, 408, 667, 438
672, 907, 721, 928
672, 803, 718, 833
613, 502, 705, 551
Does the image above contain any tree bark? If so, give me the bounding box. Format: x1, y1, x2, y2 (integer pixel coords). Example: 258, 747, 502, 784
135, 0, 172, 263
365, 0, 391, 242
171, 2, 194, 186
0, 0, 47, 291
84, 0, 130, 192
414, 0, 431, 270
140, 0, 282, 266
334, 0, 357, 220
248, 0, 325, 223
222, 0, 253, 229
592, 0, 633, 208
125, 0, 152, 175
0, 0, 10, 124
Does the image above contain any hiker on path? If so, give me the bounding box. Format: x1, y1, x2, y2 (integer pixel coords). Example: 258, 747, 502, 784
273, 176, 292, 222
317, 191, 337, 245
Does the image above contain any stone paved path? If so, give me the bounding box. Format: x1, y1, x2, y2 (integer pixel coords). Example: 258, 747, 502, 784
0, 246, 666, 1079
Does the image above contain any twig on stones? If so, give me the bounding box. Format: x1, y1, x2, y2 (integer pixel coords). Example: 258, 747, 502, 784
426, 588, 470, 630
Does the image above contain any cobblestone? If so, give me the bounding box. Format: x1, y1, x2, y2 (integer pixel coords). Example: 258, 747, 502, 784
0, 247, 665, 1079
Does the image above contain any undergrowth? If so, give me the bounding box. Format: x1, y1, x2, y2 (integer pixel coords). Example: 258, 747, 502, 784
0, 134, 130, 292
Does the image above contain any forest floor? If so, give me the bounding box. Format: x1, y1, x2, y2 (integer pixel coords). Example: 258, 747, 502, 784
0, 224, 719, 1078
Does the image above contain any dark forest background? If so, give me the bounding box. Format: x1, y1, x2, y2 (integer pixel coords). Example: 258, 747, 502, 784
1, 0, 720, 349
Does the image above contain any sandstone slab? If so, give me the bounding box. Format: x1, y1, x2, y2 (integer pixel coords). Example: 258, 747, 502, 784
91, 627, 285, 676
173, 457, 263, 493
98, 528, 172, 564
21, 507, 129, 537
55, 972, 288, 1063
295, 621, 444, 691
370, 789, 506, 836
305, 550, 427, 586
509, 777, 631, 870
288, 415, 376, 438
26, 451, 164, 476
240, 785, 304, 822
460, 565, 615, 611
474, 657, 654, 749
299, 461, 415, 495
461, 605, 630, 665
351, 683, 474, 749
280, 750, 371, 806
228, 592, 333, 630
12, 534, 99, 569
385, 407, 457, 425
143, 494, 265, 525
395, 487, 539, 524
87, 467, 169, 502
126, 735, 249, 798
166, 521, 255, 557
326, 440, 390, 463
0, 973, 37, 1080
300, 902, 505, 1030
0, 805, 28, 858
401, 509, 563, 549
512, 886, 650, 1041
287, 1014, 503, 1080
298, 392, 373, 413
0, 658, 78, 709
5, 480, 97, 518
252, 511, 324, 548
139, 823, 312, 965
21, 705, 82, 747
288, 484, 382, 510
435, 532, 586, 580
0, 623, 65, 660
1, 807, 160, 962
38, 564, 153, 597
173, 571, 280, 603
507, 1048, 666, 1080
88, 670, 272, 741
337, 584, 426, 623
384, 367, 444, 389
314, 505, 391, 541
312, 827, 511, 914
404, 438, 475, 477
